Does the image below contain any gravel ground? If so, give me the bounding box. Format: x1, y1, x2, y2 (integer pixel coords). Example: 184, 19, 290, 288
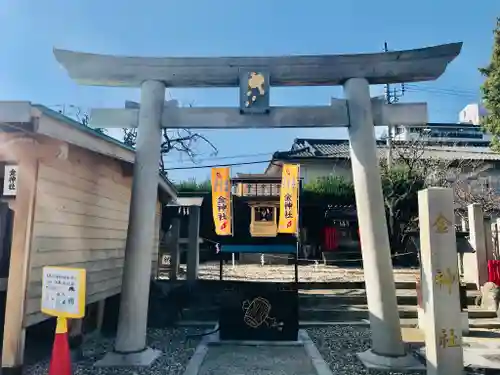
23, 327, 203, 375
187, 263, 420, 282
306, 326, 422, 375
22, 325, 488, 374
306, 326, 487, 375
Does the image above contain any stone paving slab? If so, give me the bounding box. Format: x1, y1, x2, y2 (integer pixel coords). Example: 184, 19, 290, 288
182, 329, 332, 375
197, 345, 317, 375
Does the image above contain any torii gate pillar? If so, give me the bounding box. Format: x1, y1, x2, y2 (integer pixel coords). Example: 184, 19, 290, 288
97, 80, 165, 366
344, 78, 407, 361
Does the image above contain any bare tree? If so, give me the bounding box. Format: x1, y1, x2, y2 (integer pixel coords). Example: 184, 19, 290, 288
158, 128, 217, 172
440, 166, 500, 218
76, 110, 102, 132
381, 137, 500, 249
122, 101, 218, 175
380, 138, 429, 249
123, 128, 137, 147
57, 105, 107, 134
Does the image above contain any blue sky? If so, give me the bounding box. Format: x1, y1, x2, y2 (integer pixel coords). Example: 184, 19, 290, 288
0, 0, 498, 182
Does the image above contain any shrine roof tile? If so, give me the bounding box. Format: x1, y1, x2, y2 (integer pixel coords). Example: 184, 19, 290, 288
272, 138, 500, 162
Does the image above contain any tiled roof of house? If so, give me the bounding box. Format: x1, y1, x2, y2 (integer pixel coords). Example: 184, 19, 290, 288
272, 138, 500, 161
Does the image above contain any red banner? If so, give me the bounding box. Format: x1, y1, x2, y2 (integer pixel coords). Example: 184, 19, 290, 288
322, 227, 339, 252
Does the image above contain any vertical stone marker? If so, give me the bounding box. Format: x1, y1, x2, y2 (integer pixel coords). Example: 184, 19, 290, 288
466, 203, 488, 288
418, 188, 464, 375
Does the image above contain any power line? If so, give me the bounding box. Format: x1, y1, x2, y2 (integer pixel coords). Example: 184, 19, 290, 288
405, 89, 477, 99
406, 87, 477, 96
404, 84, 479, 98
406, 83, 477, 95
165, 159, 273, 171
164, 151, 277, 164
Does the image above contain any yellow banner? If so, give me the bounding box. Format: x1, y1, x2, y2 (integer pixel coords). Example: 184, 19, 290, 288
211, 167, 232, 236
278, 164, 299, 234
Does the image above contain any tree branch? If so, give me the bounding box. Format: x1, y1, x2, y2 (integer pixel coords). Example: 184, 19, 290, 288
122, 100, 219, 174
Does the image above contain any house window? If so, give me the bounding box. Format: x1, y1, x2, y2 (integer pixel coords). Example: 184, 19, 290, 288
478, 177, 491, 190
275, 184, 281, 195
395, 126, 405, 135
261, 184, 267, 195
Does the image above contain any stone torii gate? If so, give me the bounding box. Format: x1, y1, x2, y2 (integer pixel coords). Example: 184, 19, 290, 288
53, 42, 461, 369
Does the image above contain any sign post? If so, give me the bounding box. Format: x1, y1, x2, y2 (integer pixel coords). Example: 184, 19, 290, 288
42, 266, 86, 375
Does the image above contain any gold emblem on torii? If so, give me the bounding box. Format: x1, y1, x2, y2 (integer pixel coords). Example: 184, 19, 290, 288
245, 72, 266, 108
433, 213, 452, 234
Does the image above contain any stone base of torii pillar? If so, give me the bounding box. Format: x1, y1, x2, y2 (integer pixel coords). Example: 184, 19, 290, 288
94, 347, 161, 367
357, 350, 424, 372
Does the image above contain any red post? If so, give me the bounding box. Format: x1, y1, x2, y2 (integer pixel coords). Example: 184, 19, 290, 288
48, 317, 72, 375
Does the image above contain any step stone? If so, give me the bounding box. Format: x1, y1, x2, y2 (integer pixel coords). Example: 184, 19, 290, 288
176, 319, 500, 329
180, 305, 498, 322
298, 294, 478, 307
170, 279, 485, 324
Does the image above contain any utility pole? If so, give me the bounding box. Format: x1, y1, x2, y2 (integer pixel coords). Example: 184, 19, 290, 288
383, 42, 406, 169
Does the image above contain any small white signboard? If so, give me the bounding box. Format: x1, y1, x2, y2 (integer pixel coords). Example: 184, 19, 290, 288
3, 165, 18, 196
41, 266, 86, 318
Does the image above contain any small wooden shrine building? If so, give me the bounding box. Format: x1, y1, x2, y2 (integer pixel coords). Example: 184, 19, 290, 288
189, 172, 362, 263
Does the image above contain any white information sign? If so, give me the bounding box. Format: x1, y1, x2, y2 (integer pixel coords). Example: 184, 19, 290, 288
3, 165, 18, 196
41, 266, 86, 318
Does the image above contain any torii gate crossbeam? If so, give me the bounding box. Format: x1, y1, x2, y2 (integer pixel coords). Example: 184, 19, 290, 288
47, 43, 460, 371
89, 99, 428, 129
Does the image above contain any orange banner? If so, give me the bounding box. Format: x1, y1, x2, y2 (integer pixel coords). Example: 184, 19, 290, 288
278, 164, 299, 234
211, 167, 232, 236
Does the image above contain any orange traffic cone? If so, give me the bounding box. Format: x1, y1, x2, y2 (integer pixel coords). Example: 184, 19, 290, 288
48, 317, 72, 375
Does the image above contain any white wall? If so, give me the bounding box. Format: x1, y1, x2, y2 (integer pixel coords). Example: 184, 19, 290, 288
459, 103, 489, 125
298, 160, 353, 185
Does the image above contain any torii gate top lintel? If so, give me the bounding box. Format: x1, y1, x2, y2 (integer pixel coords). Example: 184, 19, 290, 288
53, 42, 462, 88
